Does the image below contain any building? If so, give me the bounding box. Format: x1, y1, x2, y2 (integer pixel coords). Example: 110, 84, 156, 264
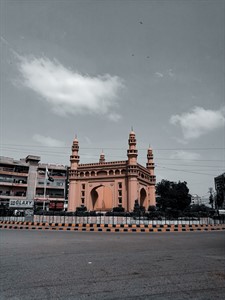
0, 156, 67, 212
215, 173, 225, 208
35, 163, 67, 211
191, 194, 201, 205
68, 131, 156, 212
191, 194, 211, 207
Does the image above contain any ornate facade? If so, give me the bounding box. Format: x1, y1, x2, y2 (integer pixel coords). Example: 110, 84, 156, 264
68, 131, 156, 212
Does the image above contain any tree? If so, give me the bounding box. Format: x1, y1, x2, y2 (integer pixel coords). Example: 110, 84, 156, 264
209, 187, 214, 209
156, 179, 191, 211
133, 199, 145, 214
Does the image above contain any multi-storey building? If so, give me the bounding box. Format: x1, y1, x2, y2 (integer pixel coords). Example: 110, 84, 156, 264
35, 163, 67, 211
191, 194, 201, 205
0, 156, 30, 205
215, 173, 225, 208
0, 156, 67, 212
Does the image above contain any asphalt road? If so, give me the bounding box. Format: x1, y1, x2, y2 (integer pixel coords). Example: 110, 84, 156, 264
0, 230, 225, 300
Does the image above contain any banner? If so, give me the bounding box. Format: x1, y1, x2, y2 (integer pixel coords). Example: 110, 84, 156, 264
9, 199, 34, 208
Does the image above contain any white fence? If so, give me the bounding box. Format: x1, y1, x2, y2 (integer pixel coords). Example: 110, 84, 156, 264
1, 215, 223, 225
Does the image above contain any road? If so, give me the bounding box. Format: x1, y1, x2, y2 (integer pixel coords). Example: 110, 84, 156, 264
0, 230, 225, 299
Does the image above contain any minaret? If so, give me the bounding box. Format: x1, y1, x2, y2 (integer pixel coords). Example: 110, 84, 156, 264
146, 146, 156, 206
146, 146, 154, 176
99, 150, 105, 163
127, 130, 138, 165
127, 130, 138, 211
68, 137, 80, 211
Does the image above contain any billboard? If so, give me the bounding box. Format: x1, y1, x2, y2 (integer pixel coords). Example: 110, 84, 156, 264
9, 199, 34, 208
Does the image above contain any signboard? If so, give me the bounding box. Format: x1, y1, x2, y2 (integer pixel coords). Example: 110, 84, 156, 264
9, 199, 34, 208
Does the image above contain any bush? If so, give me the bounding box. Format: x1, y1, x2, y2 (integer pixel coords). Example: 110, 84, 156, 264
89, 211, 97, 216
112, 206, 125, 212
76, 205, 87, 212
148, 205, 156, 212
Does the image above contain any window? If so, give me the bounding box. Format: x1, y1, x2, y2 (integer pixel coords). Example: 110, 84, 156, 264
82, 184, 85, 190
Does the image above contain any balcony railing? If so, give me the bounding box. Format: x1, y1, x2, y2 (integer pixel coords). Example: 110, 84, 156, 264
35, 194, 65, 199
0, 167, 28, 175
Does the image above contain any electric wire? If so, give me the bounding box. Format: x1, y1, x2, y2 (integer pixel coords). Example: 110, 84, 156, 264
1, 143, 225, 151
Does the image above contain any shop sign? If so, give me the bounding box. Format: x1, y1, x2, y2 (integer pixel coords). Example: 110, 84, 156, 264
9, 199, 34, 208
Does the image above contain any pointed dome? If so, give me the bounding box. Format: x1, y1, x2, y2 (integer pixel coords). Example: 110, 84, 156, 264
129, 130, 135, 137
147, 147, 153, 157
73, 135, 79, 144
99, 150, 105, 163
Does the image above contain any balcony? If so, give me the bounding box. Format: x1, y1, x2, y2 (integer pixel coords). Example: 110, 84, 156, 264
0, 193, 26, 200
0, 182, 28, 187
35, 193, 65, 201
37, 174, 66, 180
0, 167, 28, 177
36, 179, 65, 188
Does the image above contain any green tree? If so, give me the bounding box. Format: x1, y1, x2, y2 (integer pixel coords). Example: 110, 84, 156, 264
209, 187, 214, 209
156, 179, 191, 211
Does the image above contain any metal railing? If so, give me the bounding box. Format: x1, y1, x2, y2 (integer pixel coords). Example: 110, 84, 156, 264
1, 212, 224, 226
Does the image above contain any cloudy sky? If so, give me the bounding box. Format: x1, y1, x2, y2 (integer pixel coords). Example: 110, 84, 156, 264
0, 0, 224, 198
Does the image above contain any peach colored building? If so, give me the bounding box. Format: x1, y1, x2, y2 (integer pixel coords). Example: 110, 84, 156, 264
68, 131, 156, 212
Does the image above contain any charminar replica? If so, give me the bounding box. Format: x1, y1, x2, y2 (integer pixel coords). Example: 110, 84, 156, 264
68, 131, 156, 212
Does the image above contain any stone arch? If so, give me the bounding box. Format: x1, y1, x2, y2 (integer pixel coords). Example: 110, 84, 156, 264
140, 188, 147, 208
109, 170, 114, 175
90, 185, 113, 211
91, 189, 98, 209
85, 171, 89, 177
115, 169, 120, 175
91, 171, 95, 177
97, 170, 107, 176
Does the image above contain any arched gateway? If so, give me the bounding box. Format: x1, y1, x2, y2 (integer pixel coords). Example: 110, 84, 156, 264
67, 132, 156, 212
140, 188, 147, 207
90, 185, 113, 211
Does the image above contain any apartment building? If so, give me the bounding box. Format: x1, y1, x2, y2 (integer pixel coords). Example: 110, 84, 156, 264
36, 163, 67, 211
215, 173, 225, 208
0, 156, 68, 212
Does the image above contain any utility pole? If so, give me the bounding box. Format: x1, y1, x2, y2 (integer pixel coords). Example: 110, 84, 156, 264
43, 165, 48, 210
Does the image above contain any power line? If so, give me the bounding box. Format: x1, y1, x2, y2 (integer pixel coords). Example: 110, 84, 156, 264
155, 165, 222, 172
1, 150, 223, 177
1, 147, 225, 162
155, 163, 223, 169
1, 143, 225, 151
156, 165, 217, 176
